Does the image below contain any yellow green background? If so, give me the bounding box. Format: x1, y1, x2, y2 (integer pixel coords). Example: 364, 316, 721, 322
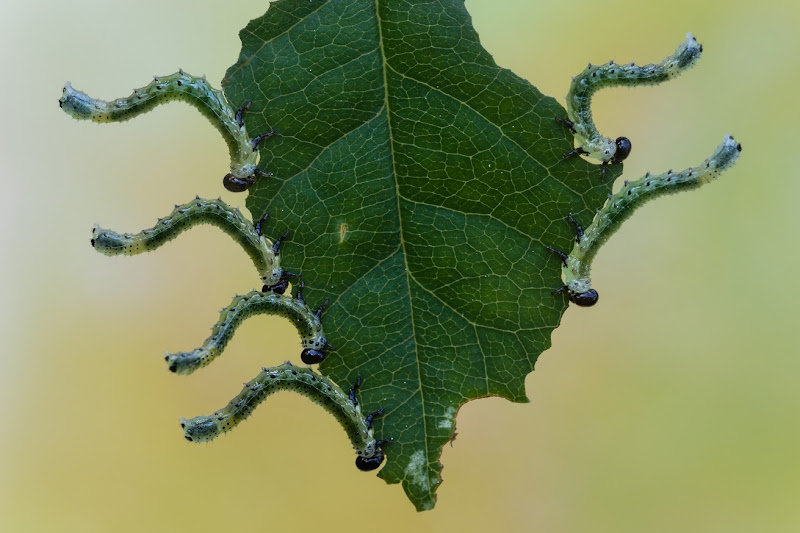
1, 0, 798, 531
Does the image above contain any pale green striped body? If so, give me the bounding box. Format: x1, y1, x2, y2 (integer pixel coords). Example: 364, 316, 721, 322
566, 33, 703, 162
165, 290, 326, 375
180, 362, 380, 462
59, 70, 259, 180
91, 197, 282, 287
563, 135, 742, 296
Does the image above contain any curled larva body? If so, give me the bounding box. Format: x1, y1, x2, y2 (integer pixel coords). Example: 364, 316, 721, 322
552, 135, 742, 306
90, 197, 283, 288
180, 362, 386, 471
59, 71, 272, 190
562, 33, 703, 168
165, 290, 327, 375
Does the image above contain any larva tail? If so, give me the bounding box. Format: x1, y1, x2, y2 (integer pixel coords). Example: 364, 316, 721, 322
671, 32, 703, 72
59, 83, 98, 119
697, 134, 742, 182
164, 289, 327, 375
90, 197, 284, 288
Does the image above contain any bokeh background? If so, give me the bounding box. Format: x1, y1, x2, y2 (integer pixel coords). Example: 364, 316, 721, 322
1, 0, 798, 531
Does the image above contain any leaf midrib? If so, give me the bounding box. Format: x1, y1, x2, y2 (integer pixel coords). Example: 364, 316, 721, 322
374, 0, 434, 502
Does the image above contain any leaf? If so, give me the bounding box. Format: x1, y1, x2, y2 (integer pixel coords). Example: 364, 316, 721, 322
222, 0, 619, 510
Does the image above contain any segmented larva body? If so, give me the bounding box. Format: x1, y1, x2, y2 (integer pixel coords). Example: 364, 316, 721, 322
165, 289, 328, 375
560, 33, 703, 172
59, 71, 273, 191
550, 135, 742, 306
181, 362, 387, 471
91, 197, 285, 289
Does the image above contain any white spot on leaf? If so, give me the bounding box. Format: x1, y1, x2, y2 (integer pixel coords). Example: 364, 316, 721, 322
405, 450, 430, 493
438, 406, 456, 429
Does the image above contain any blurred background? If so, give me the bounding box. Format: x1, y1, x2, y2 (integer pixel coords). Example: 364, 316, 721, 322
1, 0, 798, 531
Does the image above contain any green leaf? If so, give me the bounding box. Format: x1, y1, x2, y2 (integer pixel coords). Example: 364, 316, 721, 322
222, 0, 619, 510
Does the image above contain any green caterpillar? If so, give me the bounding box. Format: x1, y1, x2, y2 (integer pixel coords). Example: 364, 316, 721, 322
181, 362, 389, 471
90, 196, 296, 293
165, 285, 331, 374
557, 33, 703, 177
59, 70, 273, 192
548, 134, 742, 306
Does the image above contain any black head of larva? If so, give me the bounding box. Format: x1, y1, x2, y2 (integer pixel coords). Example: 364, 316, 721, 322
355, 450, 385, 471
264, 279, 289, 295
611, 137, 632, 163
222, 173, 254, 193
569, 289, 599, 307
301, 348, 327, 365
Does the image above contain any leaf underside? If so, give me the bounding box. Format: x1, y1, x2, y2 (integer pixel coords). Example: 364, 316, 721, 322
222, 0, 619, 510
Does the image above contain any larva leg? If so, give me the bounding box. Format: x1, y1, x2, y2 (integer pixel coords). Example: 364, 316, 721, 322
365, 408, 384, 430
251, 130, 276, 150
90, 197, 286, 289
349, 377, 363, 407
316, 299, 329, 319
555, 116, 577, 134
551, 285, 569, 297
558, 34, 703, 175
273, 230, 290, 255
600, 160, 611, 179
254, 169, 274, 179
546, 246, 568, 266
567, 213, 584, 242
164, 287, 329, 375
179, 362, 388, 471
548, 135, 742, 307
59, 71, 274, 192
562, 146, 589, 159
235, 100, 252, 127
254, 212, 269, 237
